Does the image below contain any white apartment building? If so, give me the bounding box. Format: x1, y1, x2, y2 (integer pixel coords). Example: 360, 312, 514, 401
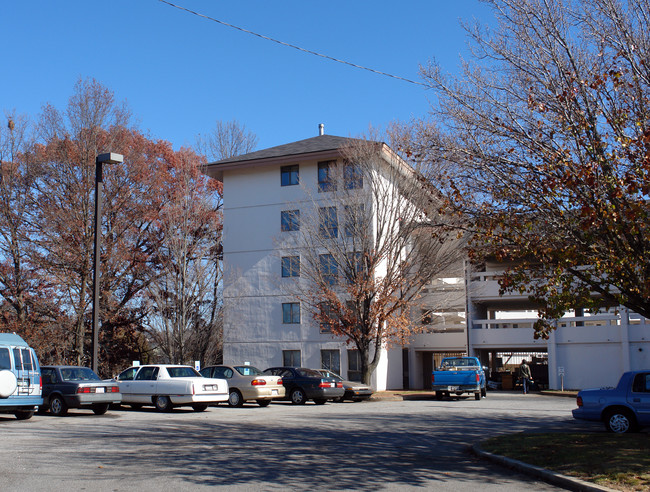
205, 132, 650, 391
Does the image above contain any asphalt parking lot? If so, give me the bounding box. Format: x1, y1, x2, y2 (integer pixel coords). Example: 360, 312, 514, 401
0, 392, 588, 491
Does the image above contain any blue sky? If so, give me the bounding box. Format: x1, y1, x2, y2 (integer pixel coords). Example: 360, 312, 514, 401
2, 1, 493, 152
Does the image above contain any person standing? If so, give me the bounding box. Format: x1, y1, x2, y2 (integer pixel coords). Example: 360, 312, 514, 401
519, 360, 533, 394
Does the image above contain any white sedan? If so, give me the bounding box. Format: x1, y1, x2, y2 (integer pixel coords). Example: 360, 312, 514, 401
115, 365, 228, 412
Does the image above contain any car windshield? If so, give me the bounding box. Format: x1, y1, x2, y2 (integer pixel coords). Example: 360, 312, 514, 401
234, 366, 263, 376
60, 367, 101, 381
167, 366, 202, 378
296, 368, 322, 378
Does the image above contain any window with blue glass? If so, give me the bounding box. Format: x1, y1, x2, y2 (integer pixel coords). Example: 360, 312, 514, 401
281, 256, 300, 277
281, 165, 299, 186
281, 210, 300, 231
318, 161, 336, 192
319, 253, 338, 286
319, 206, 338, 238
344, 162, 363, 189
282, 302, 301, 324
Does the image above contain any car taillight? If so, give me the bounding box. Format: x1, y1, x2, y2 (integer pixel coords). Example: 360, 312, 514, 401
251, 379, 266, 386
39, 376, 42, 391
576, 396, 583, 407
77, 387, 91, 393
431, 374, 435, 383
277, 378, 282, 385
336, 381, 343, 388
476, 374, 480, 383
109, 386, 119, 393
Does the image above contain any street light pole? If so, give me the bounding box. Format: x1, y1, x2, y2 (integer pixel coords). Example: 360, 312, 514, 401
92, 152, 123, 373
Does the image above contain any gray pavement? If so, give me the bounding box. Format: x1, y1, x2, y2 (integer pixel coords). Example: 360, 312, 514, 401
0, 392, 593, 491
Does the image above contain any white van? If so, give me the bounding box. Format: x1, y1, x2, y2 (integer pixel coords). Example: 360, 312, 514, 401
0, 333, 43, 420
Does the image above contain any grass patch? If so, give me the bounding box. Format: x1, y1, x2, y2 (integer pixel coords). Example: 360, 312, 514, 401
481, 433, 650, 491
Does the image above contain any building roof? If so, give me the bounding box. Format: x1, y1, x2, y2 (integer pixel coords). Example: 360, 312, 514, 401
203, 134, 374, 181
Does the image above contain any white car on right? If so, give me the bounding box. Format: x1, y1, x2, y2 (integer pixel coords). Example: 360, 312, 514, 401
115, 364, 228, 412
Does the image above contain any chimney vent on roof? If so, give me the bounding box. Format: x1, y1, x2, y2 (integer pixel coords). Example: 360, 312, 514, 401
318, 123, 324, 136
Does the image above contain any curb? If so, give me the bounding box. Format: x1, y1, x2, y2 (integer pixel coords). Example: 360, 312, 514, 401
470, 444, 617, 492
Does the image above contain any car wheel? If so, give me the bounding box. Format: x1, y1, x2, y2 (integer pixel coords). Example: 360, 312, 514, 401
314, 399, 327, 405
228, 390, 244, 407
257, 399, 271, 407
192, 404, 208, 412
154, 396, 172, 412
92, 403, 109, 415
14, 410, 34, 420
50, 395, 68, 416
605, 408, 637, 433
290, 388, 306, 405
474, 392, 481, 401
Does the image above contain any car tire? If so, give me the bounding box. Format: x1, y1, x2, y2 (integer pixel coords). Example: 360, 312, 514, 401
257, 399, 271, 407
290, 388, 306, 405
314, 399, 327, 405
192, 404, 208, 412
604, 408, 637, 433
154, 396, 172, 412
228, 390, 244, 407
50, 395, 68, 416
14, 410, 34, 420
92, 404, 109, 415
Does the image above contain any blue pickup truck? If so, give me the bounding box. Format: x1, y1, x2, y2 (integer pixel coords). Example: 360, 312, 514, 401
572, 370, 650, 433
431, 356, 486, 400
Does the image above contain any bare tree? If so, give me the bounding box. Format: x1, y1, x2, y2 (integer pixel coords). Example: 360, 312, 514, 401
409, 0, 650, 336
283, 136, 467, 384
145, 148, 223, 366
195, 119, 258, 161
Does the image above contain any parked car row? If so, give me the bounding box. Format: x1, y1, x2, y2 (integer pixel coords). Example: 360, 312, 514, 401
35, 363, 373, 417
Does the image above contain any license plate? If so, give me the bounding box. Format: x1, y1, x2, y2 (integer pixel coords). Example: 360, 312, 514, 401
448, 386, 459, 391
96, 387, 105, 393
271, 389, 278, 395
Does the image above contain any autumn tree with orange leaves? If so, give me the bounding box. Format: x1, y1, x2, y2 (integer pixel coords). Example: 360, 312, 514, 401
406, 0, 650, 337
0, 79, 227, 376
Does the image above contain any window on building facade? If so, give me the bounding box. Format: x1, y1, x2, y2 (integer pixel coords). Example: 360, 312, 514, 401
319, 206, 338, 238
319, 302, 335, 333
321, 349, 341, 375
281, 165, 299, 186
346, 251, 365, 284
282, 350, 301, 367
343, 204, 364, 237
348, 349, 362, 382
344, 162, 363, 189
319, 253, 338, 286
318, 160, 336, 192
282, 302, 301, 324
281, 210, 300, 231
281, 256, 300, 277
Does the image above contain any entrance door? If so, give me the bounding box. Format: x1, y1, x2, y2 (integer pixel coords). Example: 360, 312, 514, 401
421, 351, 434, 390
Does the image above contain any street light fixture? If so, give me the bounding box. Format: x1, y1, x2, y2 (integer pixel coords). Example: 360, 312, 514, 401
92, 152, 123, 373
